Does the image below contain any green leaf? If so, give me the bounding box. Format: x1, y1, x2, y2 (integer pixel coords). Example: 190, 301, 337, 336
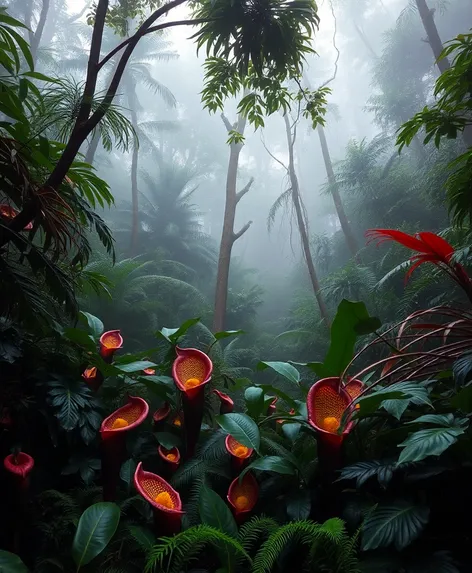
120, 459, 136, 491
338, 460, 398, 488
245, 387, 265, 419
63, 328, 96, 351
216, 413, 260, 452
323, 300, 381, 377
115, 360, 157, 373
0, 550, 29, 572
155, 432, 181, 449
398, 425, 466, 464
257, 385, 297, 409
362, 501, 430, 551
453, 353, 472, 387
199, 486, 238, 538
214, 330, 244, 340
380, 382, 432, 420
257, 361, 300, 384
240, 456, 296, 479
156, 317, 200, 343
79, 312, 104, 339
286, 490, 311, 520
72, 502, 120, 568
407, 413, 467, 427
352, 388, 406, 417
282, 422, 301, 442
22, 70, 58, 82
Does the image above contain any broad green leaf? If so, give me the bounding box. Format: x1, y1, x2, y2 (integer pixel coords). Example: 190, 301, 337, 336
214, 330, 244, 340
115, 360, 157, 373
79, 312, 104, 339
362, 501, 430, 551
398, 425, 466, 464
72, 502, 120, 568
323, 300, 382, 377
245, 387, 265, 419
257, 385, 297, 409
407, 413, 467, 427
257, 361, 300, 384
155, 432, 181, 449
282, 422, 301, 442
137, 375, 174, 400
156, 317, 200, 343
120, 459, 136, 491
453, 353, 472, 387
216, 413, 260, 452
240, 456, 296, 479
338, 460, 398, 488
0, 550, 29, 572
286, 490, 311, 520
63, 328, 96, 351
380, 382, 432, 420
199, 486, 238, 538
352, 389, 406, 417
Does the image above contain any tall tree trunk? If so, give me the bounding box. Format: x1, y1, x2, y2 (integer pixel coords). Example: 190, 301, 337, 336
125, 79, 140, 255
30, 0, 50, 65
284, 115, 330, 324
213, 113, 254, 332
317, 125, 360, 262
85, 133, 100, 164
415, 0, 472, 148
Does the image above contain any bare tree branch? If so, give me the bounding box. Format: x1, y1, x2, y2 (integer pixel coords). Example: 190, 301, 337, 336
233, 220, 253, 241
260, 132, 288, 172
221, 113, 233, 132
319, 0, 340, 89
236, 177, 254, 203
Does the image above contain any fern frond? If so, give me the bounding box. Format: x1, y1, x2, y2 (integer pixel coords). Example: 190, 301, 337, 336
145, 525, 251, 573
238, 516, 279, 554
252, 519, 347, 573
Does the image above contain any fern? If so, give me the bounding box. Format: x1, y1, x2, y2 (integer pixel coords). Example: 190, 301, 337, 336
145, 525, 251, 573
238, 516, 279, 554
251, 518, 347, 573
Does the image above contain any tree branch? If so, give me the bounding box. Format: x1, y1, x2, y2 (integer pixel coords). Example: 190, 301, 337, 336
319, 0, 340, 89
221, 113, 233, 132
233, 220, 253, 241
98, 18, 210, 70
31, 0, 50, 63
236, 177, 254, 204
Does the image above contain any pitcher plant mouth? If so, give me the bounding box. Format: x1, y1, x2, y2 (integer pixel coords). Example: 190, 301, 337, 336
172, 347, 213, 399
225, 435, 253, 459
100, 396, 149, 439
227, 472, 258, 520
153, 402, 171, 425
213, 389, 234, 414
99, 330, 123, 359
158, 445, 181, 467
4, 452, 34, 479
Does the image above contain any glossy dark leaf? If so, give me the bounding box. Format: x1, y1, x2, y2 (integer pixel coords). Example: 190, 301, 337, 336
155, 432, 181, 449
362, 501, 430, 551
157, 317, 200, 343
453, 353, 472, 387
338, 460, 398, 488
216, 413, 260, 452
0, 550, 29, 572
115, 360, 157, 373
199, 486, 238, 538
398, 424, 466, 464
72, 503, 120, 568
120, 459, 137, 491
214, 330, 244, 340
240, 456, 296, 479
286, 490, 311, 520
79, 311, 104, 339
244, 387, 265, 419
257, 361, 300, 384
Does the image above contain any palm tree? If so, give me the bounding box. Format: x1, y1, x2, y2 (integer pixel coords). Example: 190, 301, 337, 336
111, 162, 217, 276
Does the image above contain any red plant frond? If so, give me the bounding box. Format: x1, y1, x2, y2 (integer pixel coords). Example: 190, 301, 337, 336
172, 347, 213, 399
213, 389, 234, 414
153, 403, 171, 424
158, 446, 181, 466
100, 396, 149, 439
307, 378, 352, 437
227, 472, 258, 515
99, 330, 123, 358
4, 452, 34, 478
225, 435, 253, 459
134, 462, 183, 513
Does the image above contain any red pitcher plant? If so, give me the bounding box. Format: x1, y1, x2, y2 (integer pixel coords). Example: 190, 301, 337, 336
134, 462, 184, 535
213, 389, 234, 414
172, 347, 213, 457
100, 396, 149, 501
99, 330, 123, 362
225, 435, 253, 472
227, 472, 259, 524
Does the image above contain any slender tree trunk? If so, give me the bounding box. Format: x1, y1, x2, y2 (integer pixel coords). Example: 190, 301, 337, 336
30, 0, 50, 65
353, 22, 378, 59
317, 125, 360, 262
415, 0, 472, 148
284, 115, 330, 324
129, 104, 139, 255
213, 113, 254, 332
85, 134, 100, 164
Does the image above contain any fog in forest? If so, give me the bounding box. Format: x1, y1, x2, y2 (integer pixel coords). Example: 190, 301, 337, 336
4, 0, 472, 361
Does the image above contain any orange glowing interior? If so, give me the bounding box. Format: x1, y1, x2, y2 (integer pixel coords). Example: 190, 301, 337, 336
83, 366, 97, 379
235, 495, 249, 510
103, 402, 144, 431
154, 491, 174, 509
143, 368, 155, 375
166, 453, 177, 462
101, 332, 122, 349
173, 417, 182, 427
139, 475, 179, 510
111, 418, 129, 429
234, 445, 249, 457
312, 385, 348, 434
184, 377, 201, 389
227, 436, 251, 458
176, 356, 207, 387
